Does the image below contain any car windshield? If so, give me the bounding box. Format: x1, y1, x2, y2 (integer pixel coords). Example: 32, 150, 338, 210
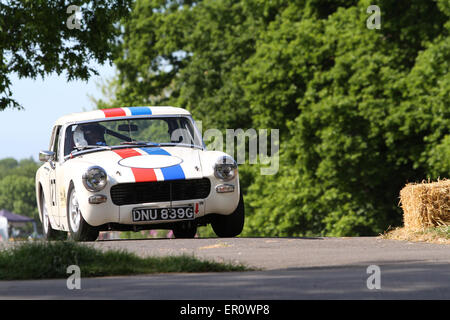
64, 116, 203, 156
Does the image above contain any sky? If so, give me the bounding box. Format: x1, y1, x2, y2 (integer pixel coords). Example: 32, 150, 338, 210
0, 63, 116, 161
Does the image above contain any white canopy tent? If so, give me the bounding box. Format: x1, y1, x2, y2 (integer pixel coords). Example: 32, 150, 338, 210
0, 215, 8, 241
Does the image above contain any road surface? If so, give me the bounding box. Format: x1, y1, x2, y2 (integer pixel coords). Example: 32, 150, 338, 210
1, 237, 449, 299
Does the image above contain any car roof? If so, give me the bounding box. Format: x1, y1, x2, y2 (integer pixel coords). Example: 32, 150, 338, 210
54, 106, 191, 126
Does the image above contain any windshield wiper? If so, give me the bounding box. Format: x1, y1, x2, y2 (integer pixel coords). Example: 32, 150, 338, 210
119, 141, 160, 147
157, 142, 203, 149
65, 145, 111, 160
73, 145, 111, 151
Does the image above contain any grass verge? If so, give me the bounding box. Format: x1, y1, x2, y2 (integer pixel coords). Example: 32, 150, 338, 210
0, 241, 251, 280
382, 226, 450, 244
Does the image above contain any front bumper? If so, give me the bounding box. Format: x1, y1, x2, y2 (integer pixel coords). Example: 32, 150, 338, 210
80, 176, 240, 227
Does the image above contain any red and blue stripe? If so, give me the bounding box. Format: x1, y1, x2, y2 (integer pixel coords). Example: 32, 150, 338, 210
114, 147, 185, 182
140, 147, 186, 181
101, 107, 153, 118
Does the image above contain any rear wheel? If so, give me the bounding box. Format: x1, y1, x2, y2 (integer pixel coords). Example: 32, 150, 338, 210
211, 190, 245, 237
67, 183, 99, 241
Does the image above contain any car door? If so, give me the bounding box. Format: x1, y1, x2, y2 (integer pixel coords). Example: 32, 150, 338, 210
47, 125, 62, 227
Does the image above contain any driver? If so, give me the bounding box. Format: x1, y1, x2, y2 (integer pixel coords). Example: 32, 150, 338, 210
82, 124, 107, 146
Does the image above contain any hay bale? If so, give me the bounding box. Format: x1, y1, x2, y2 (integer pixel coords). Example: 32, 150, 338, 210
400, 179, 450, 231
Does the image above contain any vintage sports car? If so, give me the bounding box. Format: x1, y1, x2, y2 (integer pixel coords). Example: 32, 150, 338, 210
35, 107, 244, 241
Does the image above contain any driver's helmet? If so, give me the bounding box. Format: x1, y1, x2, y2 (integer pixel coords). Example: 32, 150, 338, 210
73, 124, 106, 147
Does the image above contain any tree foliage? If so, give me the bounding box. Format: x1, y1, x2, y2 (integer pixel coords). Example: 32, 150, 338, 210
103, 0, 449, 236
0, 0, 132, 111
0, 158, 40, 221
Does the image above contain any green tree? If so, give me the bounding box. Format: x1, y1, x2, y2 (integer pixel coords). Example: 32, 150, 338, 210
243, 0, 449, 236
110, 0, 291, 130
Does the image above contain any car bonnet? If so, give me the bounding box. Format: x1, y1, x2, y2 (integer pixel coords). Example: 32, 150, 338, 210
71, 146, 204, 184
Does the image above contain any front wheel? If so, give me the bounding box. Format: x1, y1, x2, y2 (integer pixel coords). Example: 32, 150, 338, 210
41, 192, 65, 240
172, 221, 197, 239
211, 190, 245, 237
67, 184, 99, 241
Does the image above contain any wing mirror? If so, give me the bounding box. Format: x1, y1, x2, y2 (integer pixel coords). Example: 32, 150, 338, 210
39, 150, 55, 162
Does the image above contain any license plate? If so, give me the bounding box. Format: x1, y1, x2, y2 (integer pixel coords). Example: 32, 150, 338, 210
132, 206, 194, 222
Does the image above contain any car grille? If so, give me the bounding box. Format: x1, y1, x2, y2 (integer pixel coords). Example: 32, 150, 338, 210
110, 178, 211, 206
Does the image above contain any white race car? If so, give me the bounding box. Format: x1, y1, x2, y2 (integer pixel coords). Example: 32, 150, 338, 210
35, 106, 244, 241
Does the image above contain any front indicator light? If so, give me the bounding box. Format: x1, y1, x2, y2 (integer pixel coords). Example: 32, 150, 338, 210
215, 184, 235, 193
88, 194, 107, 204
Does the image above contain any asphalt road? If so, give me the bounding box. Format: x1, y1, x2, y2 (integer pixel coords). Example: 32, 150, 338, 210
1, 237, 450, 299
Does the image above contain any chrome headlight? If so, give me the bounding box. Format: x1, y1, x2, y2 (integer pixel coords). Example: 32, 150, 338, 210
214, 156, 237, 181
82, 166, 107, 192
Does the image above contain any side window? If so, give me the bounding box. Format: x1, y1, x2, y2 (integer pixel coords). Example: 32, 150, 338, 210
50, 126, 62, 161
64, 125, 75, 156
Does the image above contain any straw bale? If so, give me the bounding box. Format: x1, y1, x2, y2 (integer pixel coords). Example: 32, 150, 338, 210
399, 179, 450, 231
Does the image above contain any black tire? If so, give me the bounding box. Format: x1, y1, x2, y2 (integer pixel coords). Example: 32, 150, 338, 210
211, 190, 245, 237
67, 183, 99, 242
41, 191, 66, 240
172, 221, 197, 239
